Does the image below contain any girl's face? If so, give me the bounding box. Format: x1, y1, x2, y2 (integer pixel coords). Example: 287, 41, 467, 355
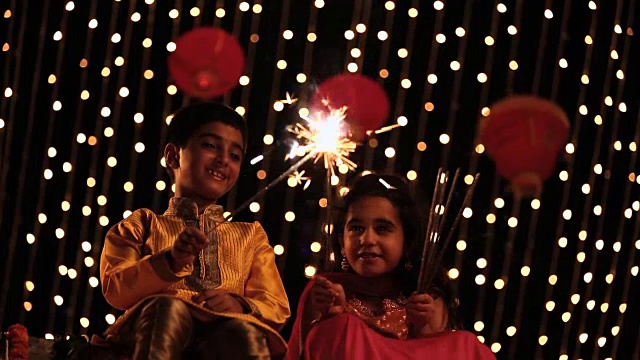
342, 196, 405, 278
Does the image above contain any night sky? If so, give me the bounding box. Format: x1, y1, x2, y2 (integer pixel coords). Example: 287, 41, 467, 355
0, 1, 639, 358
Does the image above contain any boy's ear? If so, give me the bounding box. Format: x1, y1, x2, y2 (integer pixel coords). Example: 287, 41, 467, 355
164, 143, 180, 169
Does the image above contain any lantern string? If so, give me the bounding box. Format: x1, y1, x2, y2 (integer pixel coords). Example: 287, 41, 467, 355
464, 0, 505, 338
405, 0, 447, 175
50, 0, 104, 335
488, 0, 526, 346
265, 0, 295, 275
439, 0, 474, 171
557, 2, 627, 357
610, 108, 640, 358
224, 0, 262, 214
508, 1, 566, 349
533, 6, 602, 356
14, 0, 69, 334
0, 0, 35, 329
77, 0, 144, 336
575, 1, 635, 357
385, 0, 421, 172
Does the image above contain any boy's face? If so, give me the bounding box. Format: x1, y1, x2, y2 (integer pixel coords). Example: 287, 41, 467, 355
169, 121, 244, 204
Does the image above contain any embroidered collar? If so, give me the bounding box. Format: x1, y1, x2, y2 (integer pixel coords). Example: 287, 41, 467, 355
164, 197, 225, 223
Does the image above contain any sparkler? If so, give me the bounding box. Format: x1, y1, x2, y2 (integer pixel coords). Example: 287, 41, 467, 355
286, 106, 358, 177
200, 100, 397, 273
206, 104, 359, 229
417, 169, 480, 294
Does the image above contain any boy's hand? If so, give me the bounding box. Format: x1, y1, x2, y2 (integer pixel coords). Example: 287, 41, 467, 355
307, 276, 346, 320
406, 292, 448, 338
192, 289, 244, 313
169, 227, 209, 273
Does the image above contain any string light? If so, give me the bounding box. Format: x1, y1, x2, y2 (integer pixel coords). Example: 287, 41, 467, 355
0, 3, 634, 357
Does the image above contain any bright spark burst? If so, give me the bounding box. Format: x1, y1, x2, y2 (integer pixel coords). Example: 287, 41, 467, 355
279, 91, 298, 105
287, 107, 358, 177
289, 170, 310, 186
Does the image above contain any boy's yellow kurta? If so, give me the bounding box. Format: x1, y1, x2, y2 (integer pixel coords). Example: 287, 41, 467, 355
100, 197, 291, 356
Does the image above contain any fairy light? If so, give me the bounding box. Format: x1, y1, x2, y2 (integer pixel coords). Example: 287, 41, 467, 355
0, 2, 635, 355
304, 265, 317, 278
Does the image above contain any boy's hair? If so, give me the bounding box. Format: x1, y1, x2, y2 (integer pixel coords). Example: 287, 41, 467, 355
167, 101, 248, 150
165, 102, 248, 180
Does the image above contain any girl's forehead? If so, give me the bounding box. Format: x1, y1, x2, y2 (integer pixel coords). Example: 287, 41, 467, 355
347, 196, 400, 220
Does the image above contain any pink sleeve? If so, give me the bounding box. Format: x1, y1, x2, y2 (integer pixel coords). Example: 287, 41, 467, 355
286, 279, 316, 360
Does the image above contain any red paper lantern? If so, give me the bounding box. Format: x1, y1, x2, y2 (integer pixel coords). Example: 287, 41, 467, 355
479, 95, 570, 198
168, 27, 246, 99
311, 74, 390, 140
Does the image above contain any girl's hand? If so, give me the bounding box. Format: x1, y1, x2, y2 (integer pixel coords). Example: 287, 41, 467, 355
306, 276, 346, 320
406, 292, 448, 338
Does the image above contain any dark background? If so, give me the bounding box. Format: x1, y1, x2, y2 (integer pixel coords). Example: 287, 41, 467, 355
0, 0, 639, 359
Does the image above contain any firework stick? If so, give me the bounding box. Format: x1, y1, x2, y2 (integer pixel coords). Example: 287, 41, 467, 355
204, 151, 317, 237
420, 172, 449, 291
425, 170, 446, 263
324, 165, 333, 265
417, 168, 443, 291
435, 169, 461, 243
422, 174, 480, 293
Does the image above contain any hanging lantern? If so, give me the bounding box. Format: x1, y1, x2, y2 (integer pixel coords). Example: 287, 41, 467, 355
311, 74, 390, 141
168, 27, 246, 99
479, 95, 570, 198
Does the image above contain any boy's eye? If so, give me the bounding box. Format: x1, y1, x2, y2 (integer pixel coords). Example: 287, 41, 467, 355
204, 143, 217, 149
347, 225, 364, 232
230, 152, 242, 161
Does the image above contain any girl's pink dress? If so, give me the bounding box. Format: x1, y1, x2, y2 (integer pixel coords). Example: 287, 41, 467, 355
287, 274, 495, 360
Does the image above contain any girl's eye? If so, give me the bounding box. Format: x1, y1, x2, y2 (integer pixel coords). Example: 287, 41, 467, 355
376, 225, 391, 233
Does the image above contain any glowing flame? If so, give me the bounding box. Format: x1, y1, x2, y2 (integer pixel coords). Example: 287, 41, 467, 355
287, 106, 358, 177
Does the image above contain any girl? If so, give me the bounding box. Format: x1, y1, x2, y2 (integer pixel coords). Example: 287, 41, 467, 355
287, 174, 494, 359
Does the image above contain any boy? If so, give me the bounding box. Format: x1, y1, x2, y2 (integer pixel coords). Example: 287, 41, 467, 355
99, 102, 290, 359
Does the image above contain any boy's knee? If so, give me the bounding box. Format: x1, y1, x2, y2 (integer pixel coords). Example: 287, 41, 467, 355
211, 319, 269, 358
218, 319, 266, 343
141, 297, 190, 317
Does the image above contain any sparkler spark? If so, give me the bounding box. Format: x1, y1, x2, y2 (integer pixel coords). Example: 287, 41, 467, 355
250, 154, 264, 165
278, 91, 298, 105
287, 107, 358, 177
289, 170, 310, 187
366, 123, 402, 136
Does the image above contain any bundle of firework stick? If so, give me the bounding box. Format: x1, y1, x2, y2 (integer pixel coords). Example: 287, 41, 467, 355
417, 168, 480, 293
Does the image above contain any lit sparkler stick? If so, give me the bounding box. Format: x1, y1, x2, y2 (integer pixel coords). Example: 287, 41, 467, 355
287, 106, 358, 177
222, 151, 317, 222
366, 123, 403, 136
201, 150, 317, 277
206, 106, 358, 230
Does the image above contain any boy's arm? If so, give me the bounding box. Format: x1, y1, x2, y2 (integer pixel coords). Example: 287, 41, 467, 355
100, 209, 193, 310
236, 222, 291, 331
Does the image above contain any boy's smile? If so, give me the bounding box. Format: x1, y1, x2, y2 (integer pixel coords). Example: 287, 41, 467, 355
168, 121, 244, 209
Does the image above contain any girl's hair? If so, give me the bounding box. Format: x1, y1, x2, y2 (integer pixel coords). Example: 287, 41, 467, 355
330, 173, 423, 293
330, 172, 463, 330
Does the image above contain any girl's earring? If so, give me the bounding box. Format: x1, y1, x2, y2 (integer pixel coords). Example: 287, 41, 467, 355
340, 250, 350, 271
